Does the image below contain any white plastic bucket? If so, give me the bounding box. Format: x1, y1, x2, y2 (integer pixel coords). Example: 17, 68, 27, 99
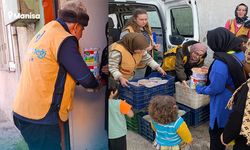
82, 47, 99, 63
145, 82, 160, 88
138, 79, 150, 85
178, 110, 186, 116
129, 82, 139, 86
143, 115, 151, 122
86, 63, 100, 92
190, 76, 206, 89
149, 77, 162, 83
158, 80, 168, 84
191, 68, 208, 78
87, 63, 100, 76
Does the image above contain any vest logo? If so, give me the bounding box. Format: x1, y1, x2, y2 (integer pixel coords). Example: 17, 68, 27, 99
34, 49, 47, 59
34, 31, 46, 43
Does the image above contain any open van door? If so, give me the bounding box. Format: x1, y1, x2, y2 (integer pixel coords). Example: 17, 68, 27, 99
164, 0, 199, 51
109, 0, 166, 62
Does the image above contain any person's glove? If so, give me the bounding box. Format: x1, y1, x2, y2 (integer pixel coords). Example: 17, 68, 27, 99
195, 85, 204, 94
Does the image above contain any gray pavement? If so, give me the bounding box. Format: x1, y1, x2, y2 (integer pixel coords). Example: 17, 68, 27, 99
0, 108, 233, 150
127, 121, 233, 150
0, 109, 28, 150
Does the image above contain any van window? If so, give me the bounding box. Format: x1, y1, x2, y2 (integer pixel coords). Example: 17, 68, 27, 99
147, 11, 161, 28
170, 7, 193, 37
123, 11, 161, 28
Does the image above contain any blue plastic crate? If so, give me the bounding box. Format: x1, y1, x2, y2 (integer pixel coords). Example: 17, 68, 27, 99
138, 108, 191, 143
120, 72, 175, 110
177, 102, 210, 127
138, 112, 155, 143
177, 104, 191, 128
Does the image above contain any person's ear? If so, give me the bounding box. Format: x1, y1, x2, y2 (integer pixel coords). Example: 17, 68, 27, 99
133, 17, 136, 22
73, 23, 79, 33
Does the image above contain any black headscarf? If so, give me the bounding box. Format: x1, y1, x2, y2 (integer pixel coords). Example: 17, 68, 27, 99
207, 27, 242, 53
206, 27, 245, 88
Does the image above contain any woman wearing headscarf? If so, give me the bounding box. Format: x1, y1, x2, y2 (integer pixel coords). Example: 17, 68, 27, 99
195, 27, 246, 150
120, 8, 161, 78
162, 40, 207, 87
220, 39, 250, 150
109, 32, 166, 87
225, 3, 250, 38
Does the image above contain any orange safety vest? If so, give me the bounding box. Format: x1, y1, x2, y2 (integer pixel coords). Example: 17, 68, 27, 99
13, 20, 81, 122
123, 26, 153, 68
109, 42, 144, 79
229, 19, 249, 37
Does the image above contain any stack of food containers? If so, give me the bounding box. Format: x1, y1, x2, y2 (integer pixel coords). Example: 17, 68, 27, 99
82, 47, 100, 92
175, 67, 210, 127
190, 68, 208, 89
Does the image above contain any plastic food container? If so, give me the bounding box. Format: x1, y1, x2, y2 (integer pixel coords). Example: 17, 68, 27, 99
129, 82, 139, 86
158, 80, 168, 84
138, 79, 151, 85
149, 77, 162, 83
191, 68, 208, 78
142, 114, 151, 122
86, 63, 100, 76
145, 82, 160, 88
178, 110, 186, 116
82, 47, 99, 63
190, 76, 206, 89
86, 63, 100, 92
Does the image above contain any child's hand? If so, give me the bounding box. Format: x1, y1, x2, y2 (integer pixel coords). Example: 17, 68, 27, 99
109, 90, 118, 99
189, 140, 194, 146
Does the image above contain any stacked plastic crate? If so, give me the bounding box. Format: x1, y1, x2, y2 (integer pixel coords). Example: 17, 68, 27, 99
125, 111, 141, 133
175, 81, 210, 127
120, 72, 175, 142
120, 72, 175, 109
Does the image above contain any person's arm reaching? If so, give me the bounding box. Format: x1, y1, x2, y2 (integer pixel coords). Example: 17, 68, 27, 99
58, 36, 99, 89
196, 61, 228, 95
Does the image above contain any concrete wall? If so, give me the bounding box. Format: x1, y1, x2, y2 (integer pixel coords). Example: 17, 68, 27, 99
68, 0, 108, 149
197, 0, 250, 66
0, 0, 44, 121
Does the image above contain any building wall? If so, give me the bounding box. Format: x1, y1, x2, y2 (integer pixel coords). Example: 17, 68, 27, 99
197, 0, 250, 66
0, 0, 44, 121
0, 0, 108, 149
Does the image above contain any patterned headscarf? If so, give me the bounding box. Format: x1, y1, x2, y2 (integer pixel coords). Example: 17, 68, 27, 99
235, 3, 248, 24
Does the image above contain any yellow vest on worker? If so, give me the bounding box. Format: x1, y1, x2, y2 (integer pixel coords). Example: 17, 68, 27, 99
162, 45, 203, 71
109, 42, 144, 79
13, 20, 80, 122
123, 26, 153, 68
229, 19, 249, 36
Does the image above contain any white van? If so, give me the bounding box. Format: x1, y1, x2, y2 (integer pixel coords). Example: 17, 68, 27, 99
109, 0, 249, 66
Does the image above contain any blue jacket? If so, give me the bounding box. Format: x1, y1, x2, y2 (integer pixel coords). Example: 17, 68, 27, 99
196, 52, 245, 129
